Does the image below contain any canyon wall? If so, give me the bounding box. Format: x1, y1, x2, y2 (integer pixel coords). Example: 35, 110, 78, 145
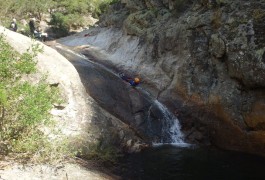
62, 0, 265, 156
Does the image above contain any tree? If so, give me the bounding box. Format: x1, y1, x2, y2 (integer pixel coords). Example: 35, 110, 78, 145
18, 0, 54, 20
0, 0, 120, 37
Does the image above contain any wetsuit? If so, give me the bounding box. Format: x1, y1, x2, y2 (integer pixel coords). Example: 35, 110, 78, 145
120, 74, 139, 87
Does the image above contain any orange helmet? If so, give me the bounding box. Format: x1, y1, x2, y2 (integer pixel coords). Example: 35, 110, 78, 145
134, 77, 140, 83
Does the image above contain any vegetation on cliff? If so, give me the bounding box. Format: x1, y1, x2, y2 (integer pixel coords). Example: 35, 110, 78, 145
0, 36, 70, 162
0, 32, 125, 164
0, 0, 119, 36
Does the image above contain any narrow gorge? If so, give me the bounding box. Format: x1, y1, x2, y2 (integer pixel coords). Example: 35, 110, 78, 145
1, 0, 265, 179
59, 0, 265, 157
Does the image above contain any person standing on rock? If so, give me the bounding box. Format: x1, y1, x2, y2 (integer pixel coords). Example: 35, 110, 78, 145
9, 18, 18, 32
28, 18, 47, 41
29, 18, 36, 35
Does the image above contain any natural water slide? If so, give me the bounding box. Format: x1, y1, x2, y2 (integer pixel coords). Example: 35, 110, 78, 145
54, 44, 186, 146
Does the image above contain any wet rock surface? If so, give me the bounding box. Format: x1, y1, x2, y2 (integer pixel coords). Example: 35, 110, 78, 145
54, 45, 182, 144
59, 0, 265, 157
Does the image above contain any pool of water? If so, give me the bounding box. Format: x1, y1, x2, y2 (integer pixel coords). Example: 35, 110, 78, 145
55, 45, 265, 180
118, 145, 265, 180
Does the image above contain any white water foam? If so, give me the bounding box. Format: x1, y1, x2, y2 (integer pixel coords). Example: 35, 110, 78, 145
152, 143, 191, 148
153, 100, 184, 144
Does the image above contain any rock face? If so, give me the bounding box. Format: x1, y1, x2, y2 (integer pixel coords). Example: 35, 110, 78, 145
0, 26, 146, 158
61, 0, 265, 156
55, 45, 183, 144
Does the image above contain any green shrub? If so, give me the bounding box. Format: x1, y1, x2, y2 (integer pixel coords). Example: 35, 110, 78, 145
0, 35, 68, 162
49, 12, 70, 37
65, 13, 85, 29
1, 0, 120, 38
89, 0, 120, 18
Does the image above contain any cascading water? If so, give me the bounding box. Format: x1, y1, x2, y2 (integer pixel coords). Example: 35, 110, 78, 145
136, 86, 186, 145
56, 45, 187, 146
152, 100, 184, 144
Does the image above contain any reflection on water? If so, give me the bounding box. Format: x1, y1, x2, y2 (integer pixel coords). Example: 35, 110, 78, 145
118, 145, 265, 180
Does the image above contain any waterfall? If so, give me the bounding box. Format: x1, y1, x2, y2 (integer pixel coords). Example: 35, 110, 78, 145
56, 46, 187, 146
153, 100, 184, 144
136, 87, 186, 146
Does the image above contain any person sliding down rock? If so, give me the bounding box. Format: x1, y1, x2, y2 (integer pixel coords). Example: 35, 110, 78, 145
119, 72, 140, 87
